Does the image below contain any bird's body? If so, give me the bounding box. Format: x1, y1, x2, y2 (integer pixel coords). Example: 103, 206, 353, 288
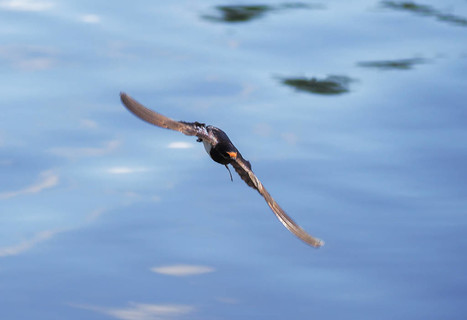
199, 125, 237, 165
120, 92, 323, 248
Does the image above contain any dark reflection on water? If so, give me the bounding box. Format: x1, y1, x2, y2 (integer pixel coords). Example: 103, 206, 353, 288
381, 1, 467, 27
280, 75, 354, 95
357, 58, 426, 70
202, 3, 322, 23
204, 5, 270, 23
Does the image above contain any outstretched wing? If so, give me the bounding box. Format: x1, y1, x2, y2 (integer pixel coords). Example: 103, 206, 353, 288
120, 92, 217, 145
231, 156, 324, 248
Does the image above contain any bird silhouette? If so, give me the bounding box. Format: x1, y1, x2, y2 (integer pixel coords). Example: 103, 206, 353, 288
120, 92, 324, 248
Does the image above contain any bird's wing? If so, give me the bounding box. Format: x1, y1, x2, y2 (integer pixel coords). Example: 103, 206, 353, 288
231, 155, 324, 248
120, 92, 217, 145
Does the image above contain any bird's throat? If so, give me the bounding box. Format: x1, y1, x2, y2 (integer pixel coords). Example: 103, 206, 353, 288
202, 140, 212, 155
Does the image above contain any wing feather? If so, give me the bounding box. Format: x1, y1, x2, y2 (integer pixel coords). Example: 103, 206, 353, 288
120, 92, 217, 145
231, 157, 324, 248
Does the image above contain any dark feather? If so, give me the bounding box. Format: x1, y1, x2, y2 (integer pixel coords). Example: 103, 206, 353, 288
231, 154, 256, 189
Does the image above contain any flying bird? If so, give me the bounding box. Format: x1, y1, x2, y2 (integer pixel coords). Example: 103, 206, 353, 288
120, 92, 324, 248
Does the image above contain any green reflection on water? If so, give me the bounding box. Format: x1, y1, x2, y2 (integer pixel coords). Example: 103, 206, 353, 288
205, 5, 270, 22
357, 58, 426, 70
202, 3, 322, 23
280, 75, 354, 95
381, 1, 467, 27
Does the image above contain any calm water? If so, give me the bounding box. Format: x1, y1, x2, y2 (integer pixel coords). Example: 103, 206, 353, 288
1, 1, 466, 319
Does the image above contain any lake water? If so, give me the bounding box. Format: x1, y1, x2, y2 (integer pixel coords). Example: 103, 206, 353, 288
1, 1, 466, 319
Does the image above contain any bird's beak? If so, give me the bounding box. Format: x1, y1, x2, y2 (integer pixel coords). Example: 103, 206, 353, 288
227, 151, 237, 159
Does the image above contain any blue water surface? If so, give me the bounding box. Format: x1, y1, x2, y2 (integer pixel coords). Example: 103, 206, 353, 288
1, 0, 466, 319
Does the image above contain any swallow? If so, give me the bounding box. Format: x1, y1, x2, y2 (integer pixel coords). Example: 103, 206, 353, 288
120, 92, 324, 248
